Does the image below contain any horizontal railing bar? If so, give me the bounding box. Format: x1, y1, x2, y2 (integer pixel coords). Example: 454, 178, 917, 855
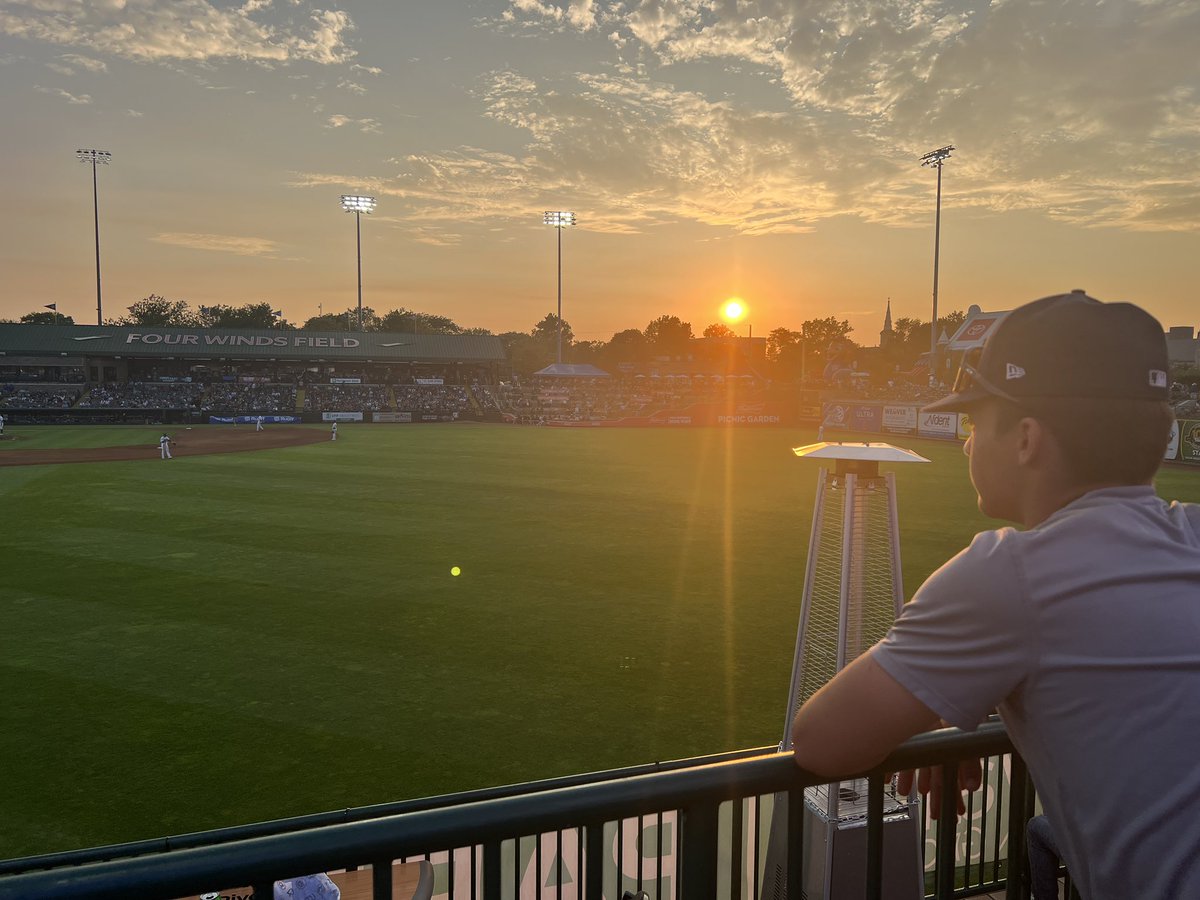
0, 724, 1011, 900
0, 745, 780, 877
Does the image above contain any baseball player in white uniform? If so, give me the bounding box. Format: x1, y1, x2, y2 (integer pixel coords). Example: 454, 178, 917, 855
0, 412, 5, 436
331, 421, 338, 441
159, 432, 173, 459
256, 415, 264, 432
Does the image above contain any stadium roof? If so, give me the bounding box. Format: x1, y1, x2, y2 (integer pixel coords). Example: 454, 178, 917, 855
0, 324, 505, 363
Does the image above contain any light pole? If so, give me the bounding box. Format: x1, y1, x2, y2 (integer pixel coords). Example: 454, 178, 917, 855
340, 194, 376, 331
543, 211, 576, 364
76, 149, 112, 325
920, 145, 953, 384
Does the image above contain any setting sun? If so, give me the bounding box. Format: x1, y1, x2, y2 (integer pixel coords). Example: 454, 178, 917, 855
721, 299, 747, 323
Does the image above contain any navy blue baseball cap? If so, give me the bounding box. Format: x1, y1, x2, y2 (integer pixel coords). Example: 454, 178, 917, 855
924, 290, 1170, 414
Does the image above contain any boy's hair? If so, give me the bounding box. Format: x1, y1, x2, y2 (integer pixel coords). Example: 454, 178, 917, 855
994, 398, 1174, 486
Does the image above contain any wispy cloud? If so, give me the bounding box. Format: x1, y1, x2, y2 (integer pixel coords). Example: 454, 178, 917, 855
487, 0, 1200, 233
0, 1, 356, 65
125, 108, 143, 117
326, 114, 380, 133
34, 84, 91, 104
61, 52, 107, 73
152, 233, 286, 258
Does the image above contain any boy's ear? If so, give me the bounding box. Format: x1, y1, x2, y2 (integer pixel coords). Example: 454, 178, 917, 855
1016, 416, 1050, 468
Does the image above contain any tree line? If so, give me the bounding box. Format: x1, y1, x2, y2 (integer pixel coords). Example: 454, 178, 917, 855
5, 296, 966, 379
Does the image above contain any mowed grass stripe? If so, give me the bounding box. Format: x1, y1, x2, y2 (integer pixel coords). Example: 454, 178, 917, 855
3, 425, 1198, 859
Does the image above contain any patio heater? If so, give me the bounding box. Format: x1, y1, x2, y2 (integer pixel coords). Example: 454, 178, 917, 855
762, 441, 929, 900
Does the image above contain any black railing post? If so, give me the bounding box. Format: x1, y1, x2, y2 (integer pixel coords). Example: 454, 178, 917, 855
483, 840, 502, 900
1005, 754, 1029, 900
786, 788, 805, 900
371, 858, 393, 899
585, 824, 604, 897
866, 776, 884, 900
681, 801, 720, 897
936, 766, 958, 898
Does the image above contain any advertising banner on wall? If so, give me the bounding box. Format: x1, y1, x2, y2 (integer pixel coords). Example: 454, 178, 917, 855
1165, 420, 1180, 460
882, 405, 918, 434
330, 377, 362, 384
373, 412, 413, 423
849, 403, 882, 433
820, 402, 851, 430
322, 411, 364, 422
918, 411, 958, 439
416, 377, 444, 385
1178, 419, 1200, 463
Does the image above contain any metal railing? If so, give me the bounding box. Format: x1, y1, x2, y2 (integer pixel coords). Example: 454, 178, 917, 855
0, 723, 1026, 900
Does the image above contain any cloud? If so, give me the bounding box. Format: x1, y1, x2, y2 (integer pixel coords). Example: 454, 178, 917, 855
292, 70, 869, 239
125, 108, 143, 117
0, 1, 356, 65
337, 78, 365, 94
61, 52, 107, 72
487, 0, 1200, 232
34, 84, 91, 103
152, 232, 286, 257
326, 114, 381, 133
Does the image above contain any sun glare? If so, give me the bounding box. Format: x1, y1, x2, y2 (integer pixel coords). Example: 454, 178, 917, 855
721, 298, 746, 322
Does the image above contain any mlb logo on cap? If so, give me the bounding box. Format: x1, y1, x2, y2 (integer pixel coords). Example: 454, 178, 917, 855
1150, 370, 1167, 388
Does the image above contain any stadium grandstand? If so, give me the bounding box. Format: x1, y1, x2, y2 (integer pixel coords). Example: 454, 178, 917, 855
0, 323, 506, 426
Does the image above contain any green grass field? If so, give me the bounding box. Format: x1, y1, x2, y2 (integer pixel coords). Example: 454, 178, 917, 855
2, 423, 1198, 859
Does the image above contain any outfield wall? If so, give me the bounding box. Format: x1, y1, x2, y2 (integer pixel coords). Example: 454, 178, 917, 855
821, 400, 967, 441
542, 400, 795, 427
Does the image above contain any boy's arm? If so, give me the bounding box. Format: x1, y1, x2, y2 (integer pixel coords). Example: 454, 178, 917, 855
791, 651, 940, 776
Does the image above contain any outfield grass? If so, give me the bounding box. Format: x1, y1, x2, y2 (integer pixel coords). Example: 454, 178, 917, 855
1, 424, 1197, 858
0, 424, 168, 451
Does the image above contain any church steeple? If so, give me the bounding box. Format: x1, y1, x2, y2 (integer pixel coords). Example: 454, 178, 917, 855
880, 298, 894, 347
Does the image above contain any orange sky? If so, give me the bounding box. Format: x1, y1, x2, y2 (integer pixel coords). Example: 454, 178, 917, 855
2, 1, 1197, 342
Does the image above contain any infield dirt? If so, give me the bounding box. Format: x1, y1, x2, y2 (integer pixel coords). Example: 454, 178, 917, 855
0, 425, 328, 467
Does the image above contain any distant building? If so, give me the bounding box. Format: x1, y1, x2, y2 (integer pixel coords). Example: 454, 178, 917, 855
879, 299, 894, 347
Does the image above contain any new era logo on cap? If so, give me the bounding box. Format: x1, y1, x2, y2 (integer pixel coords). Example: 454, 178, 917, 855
1150, 369, 1167, 388
1006, 363, 1026, 380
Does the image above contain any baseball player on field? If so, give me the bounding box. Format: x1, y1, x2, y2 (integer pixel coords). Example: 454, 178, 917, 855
331, 421, 338, 441
159, 432, 173, 460
256, 415, 264, 432
0, 412, 5, 436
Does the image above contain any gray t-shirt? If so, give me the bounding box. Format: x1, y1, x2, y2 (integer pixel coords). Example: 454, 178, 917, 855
872, 486, 1200, 900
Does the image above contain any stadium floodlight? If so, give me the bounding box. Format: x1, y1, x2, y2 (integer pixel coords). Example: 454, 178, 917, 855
920, 145, 954, 384
543, 211, 577, 364
340, 194, 377, 330
77, 149, 112, 325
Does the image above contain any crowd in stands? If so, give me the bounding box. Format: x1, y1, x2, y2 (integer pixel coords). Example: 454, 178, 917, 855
471, 383, 502, 411
824, 377, 948, 405
394, 384, 471, 415
304, 384, 392, 413
497, 376, 766, 423
202, 383, 297, 414
0, 384, 82, 409
79, 382, 205, 409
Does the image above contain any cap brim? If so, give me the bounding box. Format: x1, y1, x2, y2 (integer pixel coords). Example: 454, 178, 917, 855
921, 386, 994, 414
